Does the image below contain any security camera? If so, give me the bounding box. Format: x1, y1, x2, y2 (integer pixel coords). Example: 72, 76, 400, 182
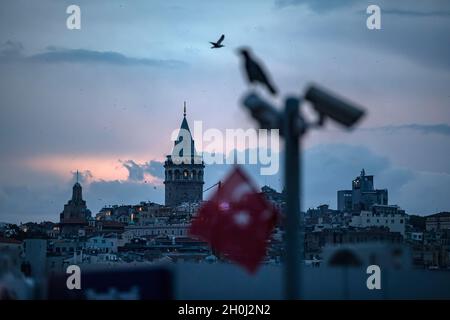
304, 85, 365, 128
242, 93, 282, 130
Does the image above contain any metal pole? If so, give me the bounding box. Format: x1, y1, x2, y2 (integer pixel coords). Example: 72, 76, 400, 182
283, 97, 302, 300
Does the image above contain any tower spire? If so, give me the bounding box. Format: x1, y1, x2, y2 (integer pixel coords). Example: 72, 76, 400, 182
76, 170, 79, 183
184, 101, 186, 117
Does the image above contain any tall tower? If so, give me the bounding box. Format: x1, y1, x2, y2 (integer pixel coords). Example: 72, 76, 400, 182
164, 103, 204, 206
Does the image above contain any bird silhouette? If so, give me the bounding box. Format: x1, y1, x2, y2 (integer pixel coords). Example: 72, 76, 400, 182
238, 48, 278, 95
209, 34, 225, 49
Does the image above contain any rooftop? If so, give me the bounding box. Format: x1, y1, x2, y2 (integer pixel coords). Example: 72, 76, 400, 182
426, 212, 450, 219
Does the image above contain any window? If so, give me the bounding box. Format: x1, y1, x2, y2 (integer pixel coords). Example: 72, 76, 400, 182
400, 219, 404, 224
391, 220, 394, 224
367, 219, 370, 223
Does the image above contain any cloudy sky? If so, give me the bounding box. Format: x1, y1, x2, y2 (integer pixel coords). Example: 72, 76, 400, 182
0, 0, 449, 223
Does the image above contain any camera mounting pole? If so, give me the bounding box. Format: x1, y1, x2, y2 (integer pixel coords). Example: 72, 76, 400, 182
242, 85, 364, 300
283, 97, 304, 300
242, 93, 307, 300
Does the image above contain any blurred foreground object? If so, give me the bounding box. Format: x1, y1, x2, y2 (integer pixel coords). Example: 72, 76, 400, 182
47, 265, 173, 300
0, 247, 35, 300
238, 48, 278, 96
304, 85, 365, 128
241, 64, 365, 299
190, 166, 279, 273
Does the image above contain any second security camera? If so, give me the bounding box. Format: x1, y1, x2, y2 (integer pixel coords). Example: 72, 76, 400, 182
304, 85, 365, 128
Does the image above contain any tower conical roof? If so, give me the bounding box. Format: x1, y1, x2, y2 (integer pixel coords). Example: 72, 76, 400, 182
172, 103, 196, 158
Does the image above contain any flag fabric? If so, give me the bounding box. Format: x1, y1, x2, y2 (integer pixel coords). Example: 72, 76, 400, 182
189, 166, 279, 273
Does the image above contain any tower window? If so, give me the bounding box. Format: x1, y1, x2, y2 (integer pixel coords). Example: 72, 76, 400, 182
183, 170, 189, 179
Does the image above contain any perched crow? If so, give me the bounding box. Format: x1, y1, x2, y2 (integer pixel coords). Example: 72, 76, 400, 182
238, 48, 278, 95
210, 34, 225, 49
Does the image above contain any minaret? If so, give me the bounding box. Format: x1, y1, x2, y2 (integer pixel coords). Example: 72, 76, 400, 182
164, 103, 204, 207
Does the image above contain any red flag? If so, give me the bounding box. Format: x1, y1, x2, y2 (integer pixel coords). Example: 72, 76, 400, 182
190, 166, 279, 273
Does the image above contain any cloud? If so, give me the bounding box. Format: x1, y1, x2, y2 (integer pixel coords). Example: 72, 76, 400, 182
302, 144, 450, 214
85, 179, 164, 210
30, 47, 186, 68
303, 144, 410, 208
146, 160, 165, 179
0, 42, 186, 68
363, 123, 450, 136
122, 160, 146, 181
0, 171, 164, 224
274, 1, 450, 70
277, 0, 450, 16
0, 40, 24, 59
121, 160, 164, 182
275, 0, 358, 12
70, 170, 94, 184
1, 144, 450, 223
0, 184, 72, 224
383, 9, 450, 17
0, 0, 449, 223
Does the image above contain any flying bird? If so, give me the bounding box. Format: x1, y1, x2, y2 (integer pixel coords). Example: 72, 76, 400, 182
210, 34, 225, 49
238, 48, 278, 95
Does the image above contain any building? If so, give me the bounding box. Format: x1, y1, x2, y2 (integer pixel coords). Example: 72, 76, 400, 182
138, 203, 172, 226
337, 169, 388, 212
23, 239, 47, 278
409, 232, 424, 242
426, 212, 450, 232
350, 204, 407, 236
59, 172, 92, 236
305, 227, 404, 260
337, 190, 352, 212
164, 104, 204, 207
0, 238, 23, 268
306, 204, 342, 216
96, 204, 143, 224
96, 221, 125, 234
260, 185, 285, 213
321, 243, 412, 270
86, 235, 121, 253
48, 239, 84, 256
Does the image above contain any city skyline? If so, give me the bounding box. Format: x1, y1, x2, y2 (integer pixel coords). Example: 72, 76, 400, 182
1, 0, 449, 222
